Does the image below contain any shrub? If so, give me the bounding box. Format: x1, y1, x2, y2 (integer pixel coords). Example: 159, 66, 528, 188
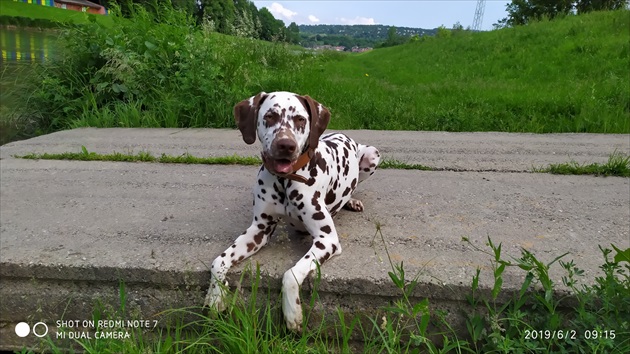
26, 2, 307, 131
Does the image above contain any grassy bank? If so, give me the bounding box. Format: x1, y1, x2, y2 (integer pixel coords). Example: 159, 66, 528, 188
3, 6, 629, 141
292, 10, 629, 132
6, 3, 316, 135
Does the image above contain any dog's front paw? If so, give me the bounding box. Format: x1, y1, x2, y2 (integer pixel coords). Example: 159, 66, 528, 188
282, 272, 303, 332
282, 290, 303, 333
204, 278, 228, 312
344, 198, 364, 212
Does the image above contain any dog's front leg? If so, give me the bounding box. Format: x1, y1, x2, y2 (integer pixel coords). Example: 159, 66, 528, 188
282, 207, 342, 332
205, 209, 277, 312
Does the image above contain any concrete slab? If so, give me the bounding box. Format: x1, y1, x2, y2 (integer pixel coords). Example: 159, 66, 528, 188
1, 128, 629, 350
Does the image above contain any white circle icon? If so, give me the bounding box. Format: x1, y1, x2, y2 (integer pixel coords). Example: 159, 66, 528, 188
33, 322, 49, 337
15, 322, 30, 337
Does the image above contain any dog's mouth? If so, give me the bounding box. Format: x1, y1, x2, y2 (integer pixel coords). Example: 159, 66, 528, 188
262, 153, 297, 175
272, 158, 294, 174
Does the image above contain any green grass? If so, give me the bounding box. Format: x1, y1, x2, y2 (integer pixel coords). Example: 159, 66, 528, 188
17, 148, 630, 177
0, 0, 113, 27
27, 230, 630, 353
17, 146, 262, 165
16, 149, 437, 172
292, 10, 629, 133
534, 151, 630, 177
379, 158, 435, 171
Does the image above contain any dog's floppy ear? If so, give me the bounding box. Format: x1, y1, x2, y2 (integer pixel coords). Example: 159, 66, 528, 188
234, 92, 268, 144
296, 95, 330, 151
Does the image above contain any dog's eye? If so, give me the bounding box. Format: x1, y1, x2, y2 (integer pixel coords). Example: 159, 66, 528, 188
294, 116, 306, 124
264, 113, 276, 124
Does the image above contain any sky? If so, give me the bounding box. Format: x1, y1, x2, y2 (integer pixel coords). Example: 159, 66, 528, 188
252, 1, 510, 31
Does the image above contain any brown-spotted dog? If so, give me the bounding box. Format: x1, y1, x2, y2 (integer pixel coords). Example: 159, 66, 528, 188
204, 91, 380, 332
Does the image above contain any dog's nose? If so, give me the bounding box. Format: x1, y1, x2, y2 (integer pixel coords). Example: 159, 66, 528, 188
276, 139, 297, 154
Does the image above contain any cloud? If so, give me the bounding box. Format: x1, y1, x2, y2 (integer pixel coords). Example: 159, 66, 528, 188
339, 16, 377, 25
268, 3, 297, 21
308, 15, 320, 23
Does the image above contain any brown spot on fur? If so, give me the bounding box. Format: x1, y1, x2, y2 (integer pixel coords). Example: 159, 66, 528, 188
254, 231, 265, 244
325, 189, 336, 205
311, 190, 321, 210
312, 211, 325, 220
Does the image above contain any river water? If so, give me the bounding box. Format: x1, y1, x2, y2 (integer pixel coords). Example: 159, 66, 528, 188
0, 27, 58, 144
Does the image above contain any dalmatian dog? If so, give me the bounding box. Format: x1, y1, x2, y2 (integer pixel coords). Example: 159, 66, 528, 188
204, 91, 380, 332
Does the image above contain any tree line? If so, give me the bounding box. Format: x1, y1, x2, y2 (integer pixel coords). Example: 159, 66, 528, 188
95, 0, 300, 43
496, 0, 627, 27
298, 24, 436, 49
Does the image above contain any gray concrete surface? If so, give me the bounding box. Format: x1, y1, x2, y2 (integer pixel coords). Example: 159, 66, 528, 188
1, 128, 629, 350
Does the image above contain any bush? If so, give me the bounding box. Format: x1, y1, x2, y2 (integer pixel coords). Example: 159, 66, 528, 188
26, 2, 308, 131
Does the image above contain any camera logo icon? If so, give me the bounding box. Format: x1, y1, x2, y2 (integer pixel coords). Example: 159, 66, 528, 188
15, 322, 48, 337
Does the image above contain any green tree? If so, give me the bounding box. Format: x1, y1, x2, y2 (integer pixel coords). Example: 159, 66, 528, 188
199, 0, 235, 34
233, 0, 257, 38
499, 0, 574, 27
287, 22, 300, 44
575, 0, 627, 13
257, 7, 285, 41
380, 26, 407, 47
387, 26, 397, 43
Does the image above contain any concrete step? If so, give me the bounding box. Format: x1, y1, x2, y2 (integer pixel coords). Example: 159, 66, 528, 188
1, 128, 628, 350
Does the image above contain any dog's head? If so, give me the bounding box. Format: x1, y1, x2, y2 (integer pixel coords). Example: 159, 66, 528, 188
234, 91, 330, 176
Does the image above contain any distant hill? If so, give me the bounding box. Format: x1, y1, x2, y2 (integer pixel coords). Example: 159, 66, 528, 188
298, 24, 437, 48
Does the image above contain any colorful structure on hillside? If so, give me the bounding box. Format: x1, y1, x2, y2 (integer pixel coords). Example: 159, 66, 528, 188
14, 0, 107, 15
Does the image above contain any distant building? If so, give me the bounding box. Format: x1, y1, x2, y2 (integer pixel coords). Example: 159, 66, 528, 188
312, 45, 373, 53
313, 45, 347, 52
351, 46, 373, 53
14, 0, 107, 15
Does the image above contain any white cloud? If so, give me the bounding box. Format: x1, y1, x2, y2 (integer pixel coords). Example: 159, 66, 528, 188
308, 15, 320, 23
339, 16, 377, 25
269, 3, 297, 21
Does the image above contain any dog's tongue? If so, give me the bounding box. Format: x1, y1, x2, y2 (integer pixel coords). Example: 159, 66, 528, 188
274, 159, 293, 174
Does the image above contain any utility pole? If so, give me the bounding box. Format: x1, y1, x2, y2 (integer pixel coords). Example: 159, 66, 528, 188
472, 0, 486, 31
